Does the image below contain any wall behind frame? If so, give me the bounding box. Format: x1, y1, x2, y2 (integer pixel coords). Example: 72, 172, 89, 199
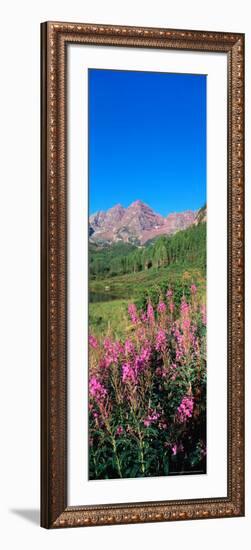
0, 0, 249, 548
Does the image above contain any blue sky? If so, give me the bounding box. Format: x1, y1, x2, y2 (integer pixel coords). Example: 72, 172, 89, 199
89, 69, 206, 216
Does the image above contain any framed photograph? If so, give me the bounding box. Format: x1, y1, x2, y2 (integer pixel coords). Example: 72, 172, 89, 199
41, 21, 245, 528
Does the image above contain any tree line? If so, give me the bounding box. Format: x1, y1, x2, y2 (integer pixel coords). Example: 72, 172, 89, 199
89, 222, 206, 279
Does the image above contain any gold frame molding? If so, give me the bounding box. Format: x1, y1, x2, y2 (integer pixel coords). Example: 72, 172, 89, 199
41, 21, 245, 528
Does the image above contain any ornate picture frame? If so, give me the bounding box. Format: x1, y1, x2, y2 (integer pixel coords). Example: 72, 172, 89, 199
41, 21, 245, 528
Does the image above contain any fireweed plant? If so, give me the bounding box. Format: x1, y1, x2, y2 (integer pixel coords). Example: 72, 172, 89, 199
89, 285, 206, 479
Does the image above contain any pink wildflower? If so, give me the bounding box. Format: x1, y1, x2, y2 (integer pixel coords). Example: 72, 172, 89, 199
155, 328, 166, 352
171, 363, 177, 369
173, 322, 185, 360
166, 289, 174, 314
128, 303, 138, 324
134, 343, 151, 373
147, 303, 155, 323
172, 442, 184, 455
103, 337, 112, 349
99, 355, 113, 369
143, 419, 151, 427
191, 284, 197, 295
114, 340, 124, 357
139, 342, 151, 363
116, 425, 123, 436
177, 396, 194, 423
103, 338, 123, 366
89, 376, 107, 402
182, 317, 191, 330
143, 409, 160, 427
122, 362, 137, 384
172, 444, 178, 455
89, 335, 98, 349
180, 298, 189, 317
141, 312, 148, 323
201, 303, 207, 325
157, 301, 166, 314
124, 339, 135, 356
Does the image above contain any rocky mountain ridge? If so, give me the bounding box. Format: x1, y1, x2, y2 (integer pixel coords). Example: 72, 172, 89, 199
89, 200, 200, 245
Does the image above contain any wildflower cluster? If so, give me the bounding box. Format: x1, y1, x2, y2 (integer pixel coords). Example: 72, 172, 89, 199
89, 286, 207, 479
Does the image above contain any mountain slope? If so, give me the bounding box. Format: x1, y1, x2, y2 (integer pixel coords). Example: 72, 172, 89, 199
89, 200, 197, 245
193, 205, 207, 225
90, 218, 206, 279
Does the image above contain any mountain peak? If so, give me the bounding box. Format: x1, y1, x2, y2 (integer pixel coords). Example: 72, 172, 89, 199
89, 201, 198, 245
108, 203, 124, 211
129, 199, 149, 208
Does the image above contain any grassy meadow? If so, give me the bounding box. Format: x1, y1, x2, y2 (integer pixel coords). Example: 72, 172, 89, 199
88, 222, 207, 479
89, 264, 206, 338
89, 222, 206, 338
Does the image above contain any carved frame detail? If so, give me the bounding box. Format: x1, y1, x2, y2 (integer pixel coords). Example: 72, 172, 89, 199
41, 21, 245, 528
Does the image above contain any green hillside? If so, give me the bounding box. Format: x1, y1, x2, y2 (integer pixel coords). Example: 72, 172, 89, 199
89, 222, 206, 337
90, 222, 206, 279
